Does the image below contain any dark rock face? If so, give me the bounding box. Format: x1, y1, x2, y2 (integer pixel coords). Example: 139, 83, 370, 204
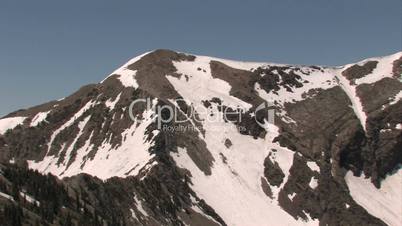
128, 49, 195, 101
151, 104, 214, 176
357, 77, 402, 114
210, 61, 262, 106
221, 106, 267, 139
260, 177, 273, 198
278, 154, 320, 221
255, 66, 305, 94
338, 128, 366, 175
342, 61, 378, 84
278, 86, 361, 160
275, 151, 386, 226
263, 151, 285, 187
0, 50, 401, 226
224, 139, 232, 148
316, 164, 387, 226
364, 101, 402, 186
348, 59, 402, 186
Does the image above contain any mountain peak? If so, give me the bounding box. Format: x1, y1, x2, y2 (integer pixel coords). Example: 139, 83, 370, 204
0, 51, 401, 226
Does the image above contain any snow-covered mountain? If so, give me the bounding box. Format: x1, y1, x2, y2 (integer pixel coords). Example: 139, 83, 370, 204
0, 49, 401, 226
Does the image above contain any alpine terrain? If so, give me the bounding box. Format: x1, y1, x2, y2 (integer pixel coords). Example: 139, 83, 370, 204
0, 49, 401, 226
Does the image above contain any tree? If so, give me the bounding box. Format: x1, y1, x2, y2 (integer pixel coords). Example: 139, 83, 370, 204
4, 203, 23, 226
11, 183, 20, 202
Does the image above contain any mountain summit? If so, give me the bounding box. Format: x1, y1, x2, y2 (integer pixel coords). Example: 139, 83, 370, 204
0, 49, 401, 226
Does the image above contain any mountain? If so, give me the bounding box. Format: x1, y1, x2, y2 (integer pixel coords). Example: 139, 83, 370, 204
0, 49, 401, 226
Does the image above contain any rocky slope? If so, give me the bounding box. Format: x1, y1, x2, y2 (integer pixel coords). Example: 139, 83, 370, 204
0, 49, 401, 226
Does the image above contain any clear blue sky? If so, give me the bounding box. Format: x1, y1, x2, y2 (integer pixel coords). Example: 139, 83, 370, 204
0, 0, 401, 117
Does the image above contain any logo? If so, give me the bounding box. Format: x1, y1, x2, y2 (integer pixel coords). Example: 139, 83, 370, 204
254, 101, 275, 130
129, 98, 275, 132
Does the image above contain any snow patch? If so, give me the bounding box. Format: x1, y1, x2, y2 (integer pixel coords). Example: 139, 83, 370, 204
389, 90, 402, 106
30, 111, 51, 127
0, 191, 14, 201
353, 52, 402, 85
20, 191, 40, 206
61, 131, 94, 177
130, 209, 138, 221
306, 161, 320, 172
345, 170, 402, 226
380, 128, 392, 133
168, 56, 252, 110
288, 192, 296, 201
179, 51, 269, 71
117, 70, 138, 88
105, 93, 122, 109
101, 51, 150, 85
0, 117, 26, 134
134, 195, 149, 217
309, 177, 318, 189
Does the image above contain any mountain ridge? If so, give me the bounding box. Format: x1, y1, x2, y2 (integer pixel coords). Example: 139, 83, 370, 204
0, 49, 401, 226
3, 49, 401, 120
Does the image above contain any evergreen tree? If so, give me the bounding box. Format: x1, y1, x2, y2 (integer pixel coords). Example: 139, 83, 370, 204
11, 183, 20, 202
4, 203, 23, 226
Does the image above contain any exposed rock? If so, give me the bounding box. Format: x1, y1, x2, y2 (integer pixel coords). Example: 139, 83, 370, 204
224, 139, 232, 148
342, 61, 378, 84
263, 153, 285, 187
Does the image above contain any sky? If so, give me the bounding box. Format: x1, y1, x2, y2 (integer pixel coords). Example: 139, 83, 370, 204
0, 0, 401, 117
